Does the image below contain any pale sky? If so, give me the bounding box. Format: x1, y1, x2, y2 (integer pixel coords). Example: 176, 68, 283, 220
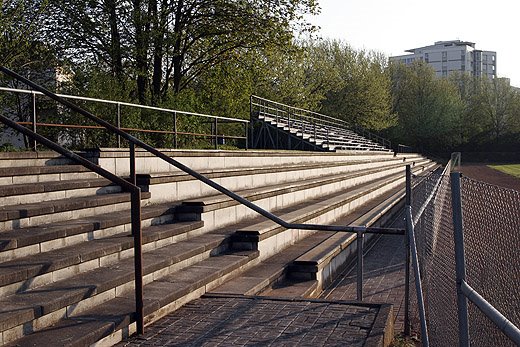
307, 0, 520, 87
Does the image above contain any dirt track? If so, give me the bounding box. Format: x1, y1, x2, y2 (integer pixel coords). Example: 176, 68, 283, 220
458, 164, 520, 192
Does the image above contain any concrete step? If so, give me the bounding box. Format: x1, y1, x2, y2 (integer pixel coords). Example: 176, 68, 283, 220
141, 154, 424, 204
0, 219, 203, 295
0, 152, 74, 169
176, 158, 432, 232
0, 165, 98, 186
0, 202, 175, 264
212, 163, 438, 299
0, 177, 122, 207
4, 250, 258, 347
231, 162, 435, 260
0, 192, 151, 233
0, 229, 256, 345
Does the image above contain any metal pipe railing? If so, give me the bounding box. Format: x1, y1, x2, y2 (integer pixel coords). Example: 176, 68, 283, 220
0, 85, 248, 149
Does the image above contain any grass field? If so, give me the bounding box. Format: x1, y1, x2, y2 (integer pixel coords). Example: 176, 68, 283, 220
488, 164, 520, 178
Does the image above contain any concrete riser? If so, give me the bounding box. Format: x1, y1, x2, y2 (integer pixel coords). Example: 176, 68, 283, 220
0, 185, 121, 207
181, 161, 429, 233
90, 150, 399, 176
0, 171, 99, 186
0, 198, 152, 233
146, 157, 425, 204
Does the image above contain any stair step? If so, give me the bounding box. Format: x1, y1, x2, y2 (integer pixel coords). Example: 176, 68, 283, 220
3, 251, 258, 346
0, 192, 151, 232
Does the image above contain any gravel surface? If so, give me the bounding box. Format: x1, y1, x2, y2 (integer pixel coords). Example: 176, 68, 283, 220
458, 164, 520, 191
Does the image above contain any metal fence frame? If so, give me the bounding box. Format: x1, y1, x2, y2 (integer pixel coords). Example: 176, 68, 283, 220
406, 154, 520, 347
0, 86, 249, 151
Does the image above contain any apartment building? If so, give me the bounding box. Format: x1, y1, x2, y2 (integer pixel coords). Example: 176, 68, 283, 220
390, 40, 496, 79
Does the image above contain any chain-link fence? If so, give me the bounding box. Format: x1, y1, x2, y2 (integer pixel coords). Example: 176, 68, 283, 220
409, 167, 520, 346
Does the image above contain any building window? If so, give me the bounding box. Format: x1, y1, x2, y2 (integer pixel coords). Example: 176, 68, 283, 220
424, 53, 429, 63
442, 51, 447, 62
461, 65, 466, 71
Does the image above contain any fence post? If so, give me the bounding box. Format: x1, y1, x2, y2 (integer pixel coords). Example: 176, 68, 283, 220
404, 165, 411, 336
450, 172, 470, 347
356, 229, 364, 301
405, 206, 430, 347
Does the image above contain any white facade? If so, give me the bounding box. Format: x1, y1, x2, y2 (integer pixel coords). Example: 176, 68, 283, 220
390, 40, 496, 79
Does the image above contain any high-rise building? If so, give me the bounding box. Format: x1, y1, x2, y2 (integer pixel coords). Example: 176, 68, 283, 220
390, 40, 496, 79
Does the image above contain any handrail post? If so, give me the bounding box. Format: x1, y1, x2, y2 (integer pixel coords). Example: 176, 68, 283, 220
450, 172, 470, 347
356, 229, 364, 301
130, 142, 136, 185
173, 111, 177, 149
117, 102, 121, 148
214, 118, 218, 150
244, 122, 249, 150
131, 188, 144, 335
404, 165, 411, 336
31, 91, 37, 151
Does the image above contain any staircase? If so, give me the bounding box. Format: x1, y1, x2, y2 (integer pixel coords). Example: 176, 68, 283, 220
0, 149, 438, 346
250, 95, 392, 152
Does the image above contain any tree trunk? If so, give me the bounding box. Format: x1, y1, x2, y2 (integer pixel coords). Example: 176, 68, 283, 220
105, 0, 123, 82
133, 0, 148, 104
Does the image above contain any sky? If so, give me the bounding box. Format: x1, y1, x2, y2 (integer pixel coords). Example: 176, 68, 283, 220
307, 0, 520, 87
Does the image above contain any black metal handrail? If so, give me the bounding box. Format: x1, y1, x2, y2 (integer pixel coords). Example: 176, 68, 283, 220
1, 67, 406, 335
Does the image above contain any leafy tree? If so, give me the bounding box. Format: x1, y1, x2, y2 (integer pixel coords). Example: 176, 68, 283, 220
45, 0, 318, 104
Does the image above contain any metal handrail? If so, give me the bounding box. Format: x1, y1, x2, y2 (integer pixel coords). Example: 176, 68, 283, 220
1, 67, 406, 334
0, 86, 249, 124
250, 95, 391, 149
0, 85, 248, 150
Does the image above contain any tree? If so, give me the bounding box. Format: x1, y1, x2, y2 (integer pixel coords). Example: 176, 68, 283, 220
389, 61, 463, 151
316, 40, 396, 131
45, 0, 319, 104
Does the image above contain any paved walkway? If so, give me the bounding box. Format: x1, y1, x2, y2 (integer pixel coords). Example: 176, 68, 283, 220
120, 295, 390, 347
321, 234, 407, 333
120, 217, 407, 346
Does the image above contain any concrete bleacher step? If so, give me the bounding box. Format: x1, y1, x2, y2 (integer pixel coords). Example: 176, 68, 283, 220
5, 250, 258, 347
0, 165, 98, 185
0, 150, 433, 346
175, 158, 431, 232
0, 191, 152, 233
211, 163, 437, 299
0, 223, 258, 345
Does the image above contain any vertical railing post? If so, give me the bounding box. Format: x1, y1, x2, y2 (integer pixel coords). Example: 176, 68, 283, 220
129, 142, 144, 335
117, 103, 121, 148
356, 229, 364, 301
31, 91, 37, 151
249, 96, 254, 150
214, 117, 218, 150
404, 165, 411, 336
130, 142, 136, 185
450, 172, 470, 347
131, 187, 144, 335
405, 206, 430, 347
173, 112, 177, 149
244, 122, 249, 150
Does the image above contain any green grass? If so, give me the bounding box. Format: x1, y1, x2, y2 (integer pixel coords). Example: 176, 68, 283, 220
488, 164, 520, 178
